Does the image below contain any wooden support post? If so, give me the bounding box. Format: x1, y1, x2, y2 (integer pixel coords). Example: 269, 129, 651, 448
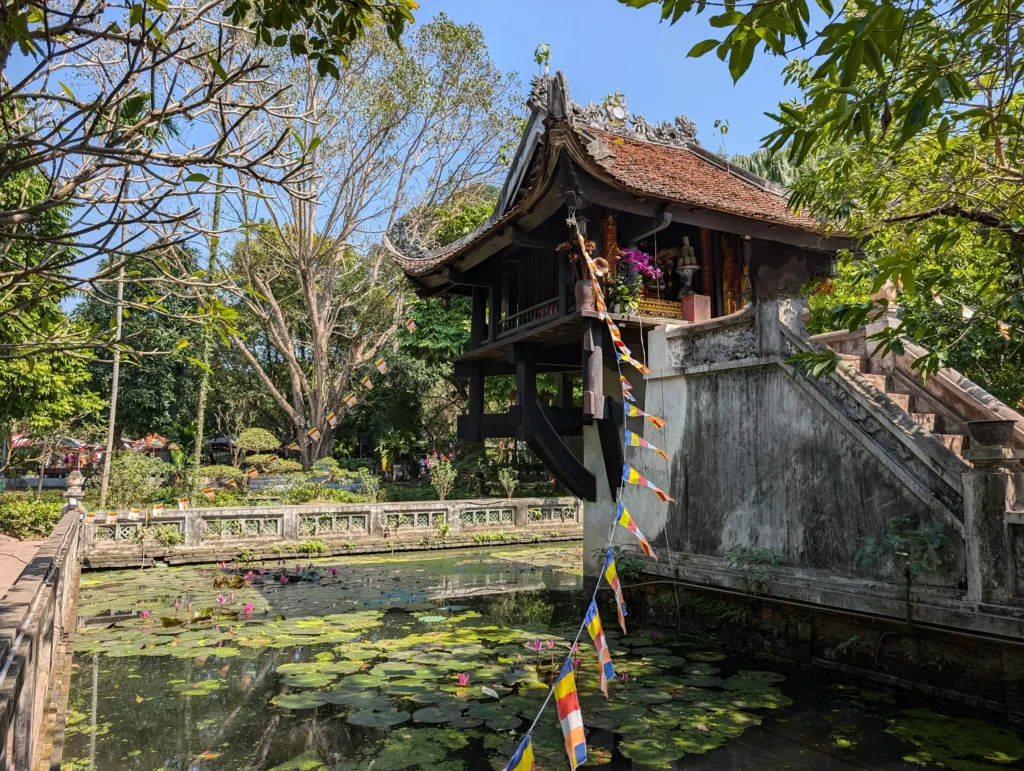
488, 281, 501, 343
557, 373, 572, 408
506, 269, 519, 318
557, 252, 569, 317
470, 288, 487, 349
515, 345, 537, 439
467, 360, 484, 442
582, 318, 603, 419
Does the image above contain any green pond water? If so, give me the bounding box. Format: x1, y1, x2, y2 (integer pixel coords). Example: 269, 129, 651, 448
61, 544, 1024, 770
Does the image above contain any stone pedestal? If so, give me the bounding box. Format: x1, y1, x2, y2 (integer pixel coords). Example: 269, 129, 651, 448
682, 294, 711, 322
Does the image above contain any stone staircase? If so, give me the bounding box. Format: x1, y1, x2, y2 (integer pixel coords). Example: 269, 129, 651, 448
835, 352, 969, 459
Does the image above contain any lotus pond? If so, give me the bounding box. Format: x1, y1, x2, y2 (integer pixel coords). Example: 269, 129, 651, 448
62, 544, 1024, 770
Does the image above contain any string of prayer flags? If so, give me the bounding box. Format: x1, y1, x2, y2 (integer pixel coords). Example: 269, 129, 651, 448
503, 735, 535, 771
266, 455, 279, 464
203, 487, 216, 501
405, 319, 417, 333
616, 350, 651, 375
307, 427, 322, 441
84, 511, 96, 524
605, 317, 630, 355
620, 375, 633, 392
128, 507, 140, 521
999, 321, 1012, 339
392, 338, 400, 353
245, 467, 258, 479
623, 463, 675, 502
603, 548, 628, 634
326, 411, 338, 429
375, 358, 388, 374
106, 511, 117, 525
226, 479, 238, 489
624, 429, 671, 460
344, 393, 358, 408
616, 502, 656, 560
962, 304, 975, 321
584, 600, 615, 697
152, 502, 164, 517
933, 291, 1018, 338
624, 403, 667, 430
554, 658, 587, 769
177, 496, 189, 511
361, 376, 374, 390
286, 441, 300, 451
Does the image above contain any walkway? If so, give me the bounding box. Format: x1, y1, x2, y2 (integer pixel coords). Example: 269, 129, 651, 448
0, 536, 42, 600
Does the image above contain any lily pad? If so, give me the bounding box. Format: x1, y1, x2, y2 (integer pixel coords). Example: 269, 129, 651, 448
411, 707, 464, 724
346, 707, 410, 728
274, 692, 328, 710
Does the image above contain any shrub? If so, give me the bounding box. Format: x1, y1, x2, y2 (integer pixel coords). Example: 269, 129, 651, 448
308, 488, 370, 504
312, 457, 341, 479
287, 539, 327, 555
154, 525, 185, 548
151, 486, 187, 505
105, 451, 169, 509
236, 428, 280, 455
336, 458, 373, 471
0, 500, 63, 539
278, 485, 319, 505
358, 469, 382, 503
200, 465, 246, 484
208, 491, 243, 508
497, 468, 519, 499
273, 460, 304, 474
429, 458, 457, 501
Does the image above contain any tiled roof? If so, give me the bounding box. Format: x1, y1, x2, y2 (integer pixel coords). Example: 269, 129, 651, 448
586, 129, 821, 232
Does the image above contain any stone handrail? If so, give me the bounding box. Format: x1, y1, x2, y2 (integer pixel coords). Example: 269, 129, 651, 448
0, 507, 80, 770
81, 497, 581, 555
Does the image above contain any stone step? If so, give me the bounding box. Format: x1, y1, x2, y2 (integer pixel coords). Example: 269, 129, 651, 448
836, 353, 865, 372
861, 373, 888, 391
911, 413, 938, 432
935, 434, 966, 455
887, 392, 912, 412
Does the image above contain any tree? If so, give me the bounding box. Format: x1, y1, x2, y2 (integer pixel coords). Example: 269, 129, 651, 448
0, 0, 416, 356
236, 428, 281, 458
222, 16, 518, 466
623, 0, 1024, 379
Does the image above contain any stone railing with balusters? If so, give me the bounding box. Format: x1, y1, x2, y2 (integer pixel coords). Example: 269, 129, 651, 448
79, 497, 582, 566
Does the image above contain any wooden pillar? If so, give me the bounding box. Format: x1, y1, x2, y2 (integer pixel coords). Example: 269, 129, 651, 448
582, 318, 603, 419
514, 345, 537, 438
470, 288, 487, 348
488, 281, 501, 343
557, 252, 569, 317
557, 373, 572, 408
506, 269, 519, 318
467, 360, 484, 442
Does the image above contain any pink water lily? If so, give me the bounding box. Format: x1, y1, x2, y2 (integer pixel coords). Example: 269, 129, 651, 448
218, 561, 226, 570
457, 673, 470, 687
243, 603, 254, 614
232, 562, 237, 572
295, 564, 301, 572
329, 567, 338, 577
573, 658, 582, 671
571, 642, 579, 653
228, 593, 235, 603
280, 575, 288, 585
216, 594, 226, 604
140, 610, 150, 619
523, 639, 543, 652
545, 639, 556, 650
621, 673, 629, 683
259, 567, 267, 575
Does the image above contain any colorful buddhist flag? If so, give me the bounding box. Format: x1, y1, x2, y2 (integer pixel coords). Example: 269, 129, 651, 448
344, 393, 358, 408
177, 496, 189, 511
203, 487, 216, 501
128, 507, 140, 521
620, 375, 634, 392
152, 502, 164, 518
245, 467, 258, 479
84, 511, 96, 524
624, 403, 667, 430
616, 350, 651, 375
605, 317, 630, 355
603, 548, 627, 634
326, 411, 338, 429
405, 319, 417, 333
503, 734, 535, 771
553, 658, 587, 769
266, 455, 279, 464
962, 304, 975, 321
624, 429, 671, 460
622, 463, 675, 502
932, 292, 944, 306
106, 511, 117, 524
307, 427, 322, 441
998, 321, 1012, 339
375, 358, 388, 374
286, 441, 300, 451
361, 376, 374, 390
616, 502, 656, 560
584, 600, 615, 697
226, 478, 238, 488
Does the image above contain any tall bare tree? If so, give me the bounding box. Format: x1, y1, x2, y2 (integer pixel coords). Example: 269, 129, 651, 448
224, 15, 517, 465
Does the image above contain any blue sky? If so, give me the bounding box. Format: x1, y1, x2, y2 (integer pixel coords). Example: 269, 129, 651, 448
417, 0, 796, 156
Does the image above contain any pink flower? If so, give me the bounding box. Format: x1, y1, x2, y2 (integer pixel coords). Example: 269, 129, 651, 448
228, 593, 235, 603
140, 610, 150, 619
621, 673, 629, 683
523, 639, 543, 652
295, 564, 301, 572
329, 567, 338, 577
571, 642, 579, 653
243, 603, 254, 614
218, 561, 226, 570
280, 575, 288, 585
245, 571, 254, 584
174, 601, 180, 611
545, 639, 555, 650
457, 673, 469, 687
259, 568, 267, 575
216, 594, 226, 604
573, 658, 582, 670
232, 562, 237, 572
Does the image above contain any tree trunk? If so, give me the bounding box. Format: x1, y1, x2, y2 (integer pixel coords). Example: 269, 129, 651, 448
99, 263, 125, 508
36, 448, 46, 500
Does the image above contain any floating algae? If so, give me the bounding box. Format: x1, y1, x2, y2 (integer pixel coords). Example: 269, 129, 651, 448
887, 708, 1024, 770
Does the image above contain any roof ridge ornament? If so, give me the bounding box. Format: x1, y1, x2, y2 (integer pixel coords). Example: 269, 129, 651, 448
561, 81, 700, 149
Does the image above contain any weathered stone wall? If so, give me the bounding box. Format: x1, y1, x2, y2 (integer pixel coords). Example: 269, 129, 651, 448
81, 497, 582, 568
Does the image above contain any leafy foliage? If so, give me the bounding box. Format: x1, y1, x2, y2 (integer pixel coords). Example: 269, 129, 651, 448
236, 428, 281, 456
497, 468, 519, 499
428, 458, 457, 501
97, 451, 169, 510
725, 546, 783, 595
0, 498, 63, 539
